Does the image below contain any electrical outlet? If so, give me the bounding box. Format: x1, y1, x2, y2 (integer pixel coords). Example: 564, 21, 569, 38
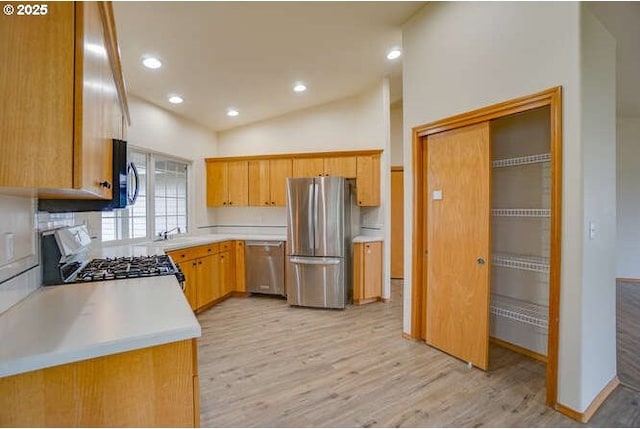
5, 232, 14, 262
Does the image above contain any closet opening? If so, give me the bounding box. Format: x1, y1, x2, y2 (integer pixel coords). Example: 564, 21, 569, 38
410, 87, 562, 407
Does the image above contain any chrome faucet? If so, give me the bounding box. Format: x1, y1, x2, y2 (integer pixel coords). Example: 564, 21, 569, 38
158, 226, 181, 240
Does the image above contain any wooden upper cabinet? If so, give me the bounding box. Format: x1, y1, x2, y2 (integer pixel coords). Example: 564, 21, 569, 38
206, 161, 227, 206
356, 154, 381, 206
269, 158, 292, 206
292, 158, 324, 177
248, 160, 271, 206
249, 158, 291, 206
227, 161, 248, 206
206, 160, 248, 207
0, 2, 128, 198
323, 156, 357, 178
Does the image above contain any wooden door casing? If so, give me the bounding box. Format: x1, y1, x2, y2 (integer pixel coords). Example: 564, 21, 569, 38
390, 168, 404, 278
425, 122, 491, 370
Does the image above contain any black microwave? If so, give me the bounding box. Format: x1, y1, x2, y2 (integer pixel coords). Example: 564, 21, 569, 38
38, 139, 139, 212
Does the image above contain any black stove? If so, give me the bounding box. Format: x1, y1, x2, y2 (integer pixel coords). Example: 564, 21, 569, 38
41, 226, 185, 286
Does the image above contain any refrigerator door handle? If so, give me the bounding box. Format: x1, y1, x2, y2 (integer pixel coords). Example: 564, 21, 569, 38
313, 182, 320, 250
289, 257, 341, 265
308, 182, 314, 249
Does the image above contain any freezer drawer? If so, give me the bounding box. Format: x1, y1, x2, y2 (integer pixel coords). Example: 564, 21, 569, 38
245, 241, 285, 296
286, 256, 346, 309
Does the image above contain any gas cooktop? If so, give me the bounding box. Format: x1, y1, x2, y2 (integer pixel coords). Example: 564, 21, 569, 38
75, 255, 179, 282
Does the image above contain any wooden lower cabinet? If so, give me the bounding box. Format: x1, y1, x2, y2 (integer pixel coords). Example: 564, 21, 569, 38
353, 241, 383, 304
169, 241, 241, 312
0, 339, 199, 427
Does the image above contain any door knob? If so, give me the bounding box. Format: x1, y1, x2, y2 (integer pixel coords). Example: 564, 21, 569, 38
477, 257, 485, 266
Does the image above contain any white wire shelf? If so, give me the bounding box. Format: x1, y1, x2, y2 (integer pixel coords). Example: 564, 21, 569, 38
492, 253, 549, 273
492, 153, 551, 168
491, 208, 551, 218
490, 294, 548, 329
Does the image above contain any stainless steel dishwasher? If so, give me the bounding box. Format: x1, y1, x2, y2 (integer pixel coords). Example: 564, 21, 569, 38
245, 241, 285, 296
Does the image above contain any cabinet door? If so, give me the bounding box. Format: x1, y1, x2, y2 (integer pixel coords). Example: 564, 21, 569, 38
227, 161, 248, 206
356, 154, 381, 206
292, 158, 324, 177
196, 255, 217, 309
363, 242, 382, 300
177, 260, 198, 310
234, 241, 246, 292
219, 250, 234, 296
269, 158, 292, 206
248, 160, 270, 206
0, 2, 75, 190
353, 243, 364, 301
206, 161, 227, 207
324, 156, 356, 178
426, 122, 490, 370
75, 2, 116, 199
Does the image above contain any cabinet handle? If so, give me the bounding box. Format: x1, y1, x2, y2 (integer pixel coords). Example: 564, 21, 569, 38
208, 248, 212, 252
98, 180, 112, 189
265, 201, 269, 205
181, 254, 185, 258
199, 261, 202, 265
271, 201, 275, 205
229, 201, 233, 205
358, 201, 362, 204
223, 202, 227, 205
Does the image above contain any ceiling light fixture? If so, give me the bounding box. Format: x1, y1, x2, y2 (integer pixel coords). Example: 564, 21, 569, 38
168, 95, 184, 104
386, 48, 402, 60
293, 82, 307, 93
227, 108, 239, 117
142, 56, 162, 69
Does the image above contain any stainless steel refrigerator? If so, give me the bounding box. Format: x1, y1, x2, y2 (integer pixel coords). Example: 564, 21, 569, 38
285, 176, 357, 309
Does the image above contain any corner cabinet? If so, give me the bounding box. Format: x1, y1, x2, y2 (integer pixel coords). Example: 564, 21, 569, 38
207, 150, 382, 208
0, 2, 129, 198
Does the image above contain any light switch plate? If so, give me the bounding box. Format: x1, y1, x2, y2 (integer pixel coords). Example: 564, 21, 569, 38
589, 222, 597, 240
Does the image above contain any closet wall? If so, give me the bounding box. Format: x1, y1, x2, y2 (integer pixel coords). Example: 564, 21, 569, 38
490, 107, 551, 356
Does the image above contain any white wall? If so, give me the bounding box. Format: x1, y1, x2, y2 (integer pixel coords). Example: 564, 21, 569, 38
579, 5, 618, 410
216, 81, 392, 297
126, 96, 218, 231
617, 117, 640, 278
402, 1, 616, 413
390, 101, 403, 166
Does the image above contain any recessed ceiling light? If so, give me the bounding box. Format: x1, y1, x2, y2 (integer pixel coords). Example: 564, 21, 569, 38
386, 48, 402, 60
168, 95, 183, 104
227, 108, 239, 117
293, 82, 307, 93
142, 56, 162, 69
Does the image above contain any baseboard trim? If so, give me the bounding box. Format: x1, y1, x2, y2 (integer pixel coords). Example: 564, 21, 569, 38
380, 296, 391, 303
490, 337, 547, 363
555, 376, 620, 422
617, 277, 640, 284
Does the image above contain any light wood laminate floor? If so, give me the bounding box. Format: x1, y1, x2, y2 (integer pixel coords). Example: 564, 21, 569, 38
197, 282, 640, 427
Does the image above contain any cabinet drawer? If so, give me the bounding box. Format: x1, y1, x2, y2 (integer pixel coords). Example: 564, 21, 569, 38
192, 243, 220, 259
167, 249, 200, 263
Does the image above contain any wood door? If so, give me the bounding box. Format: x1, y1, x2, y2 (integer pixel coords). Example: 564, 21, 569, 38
206, 161, 227, 206
363, 242, 382, 299
356, 154, 381, 206
248, 159, 270, 206
269, 158, 292, 206
196, 255, 216, 309
234, 241, 246, 292
0, 2, 75, 190
390, 169, 404, 278
292, 158, 324, 177
227, 161, 248, 206
75, 2, 115, 199
324, 156, 357, 178
177, 260, 198, 310
425, 122, 491, 370
219, 251, 234, 296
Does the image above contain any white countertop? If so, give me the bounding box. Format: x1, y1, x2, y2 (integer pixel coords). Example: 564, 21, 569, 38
0, 276, 200, 378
